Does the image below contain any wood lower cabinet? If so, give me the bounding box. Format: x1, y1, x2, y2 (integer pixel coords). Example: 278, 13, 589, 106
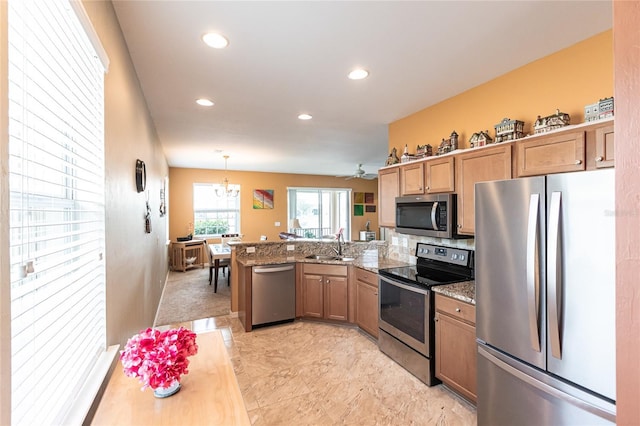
426, 156, 455, 193
455, 144, 512, 235
400, 161, 425, 195
302, 264, 348, 322
355, 267, 378, 338
435, 293, 477, 404
378, 167, 400, 227
516, 131, 585, 177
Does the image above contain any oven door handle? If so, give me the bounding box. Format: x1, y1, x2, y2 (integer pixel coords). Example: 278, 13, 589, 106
379, 274, 430, 296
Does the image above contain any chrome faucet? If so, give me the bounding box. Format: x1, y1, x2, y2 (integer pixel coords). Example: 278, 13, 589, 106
332, 232, 344, 256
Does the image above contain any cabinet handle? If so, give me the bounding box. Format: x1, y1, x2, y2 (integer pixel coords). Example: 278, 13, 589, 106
374, 292, 378, 296
426, 186, 430, 190
595, 156, 604, 162
575, 160, 582, 165
455, 308, 461, 312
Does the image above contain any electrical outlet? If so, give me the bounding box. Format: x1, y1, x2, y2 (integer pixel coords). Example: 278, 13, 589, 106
246, 246, 256, 253
402, 238, 408, 248
392, 237, 399, 246
275, 221, 281, 226
287, 245, 295, 251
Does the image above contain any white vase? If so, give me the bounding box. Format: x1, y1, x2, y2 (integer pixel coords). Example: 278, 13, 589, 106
153, 381, 181, 398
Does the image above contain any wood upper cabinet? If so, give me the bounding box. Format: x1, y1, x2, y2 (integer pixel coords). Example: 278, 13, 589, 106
435, 294, 477, 404
302, 264, 348, 322
425, 156, 455, 193
400, 161, 425, 195
516, 131, 585, 177
594, 125, 614, 168
355, 267, 378, 338
455, 144, 512, 235
378, 167, 400, 227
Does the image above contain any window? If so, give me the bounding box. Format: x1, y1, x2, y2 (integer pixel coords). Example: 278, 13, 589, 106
288, 188, 350, 239
7, 0, 108, 424
193, 183, 241, 238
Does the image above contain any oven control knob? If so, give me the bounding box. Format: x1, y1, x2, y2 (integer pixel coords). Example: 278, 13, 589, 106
459, 254, 465, 261
452, 254, 458, 260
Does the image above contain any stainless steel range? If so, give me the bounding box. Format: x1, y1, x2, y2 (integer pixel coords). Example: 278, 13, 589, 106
378, 243, 474, 385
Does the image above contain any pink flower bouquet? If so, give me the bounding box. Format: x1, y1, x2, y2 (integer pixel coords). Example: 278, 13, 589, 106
120, 327, 198, 390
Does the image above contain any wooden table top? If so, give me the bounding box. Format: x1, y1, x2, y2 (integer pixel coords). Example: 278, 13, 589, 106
91, 330, 250, 425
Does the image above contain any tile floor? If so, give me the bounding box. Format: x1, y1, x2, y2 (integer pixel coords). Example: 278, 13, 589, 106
193, 316, 477, 425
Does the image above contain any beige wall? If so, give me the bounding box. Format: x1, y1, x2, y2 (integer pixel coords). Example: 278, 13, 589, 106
389, 30, 613, 154
614, 1, 640, 424
169, 168, 379, 243
83, 1, 169, 347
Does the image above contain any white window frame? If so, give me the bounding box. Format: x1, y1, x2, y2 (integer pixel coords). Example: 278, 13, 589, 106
287, 187, 351, 240
193, 183, 241, 238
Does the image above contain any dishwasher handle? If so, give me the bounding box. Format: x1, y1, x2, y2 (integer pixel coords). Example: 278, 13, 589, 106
253, 264, 295, 274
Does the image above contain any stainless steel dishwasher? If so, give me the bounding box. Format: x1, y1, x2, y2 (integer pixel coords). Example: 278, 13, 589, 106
251, 263, 296, 327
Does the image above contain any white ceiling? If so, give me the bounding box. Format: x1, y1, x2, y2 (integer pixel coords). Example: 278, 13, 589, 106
111, 0, 612, 178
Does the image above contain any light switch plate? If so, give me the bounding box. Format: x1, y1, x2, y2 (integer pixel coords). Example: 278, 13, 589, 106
246, 247, 256, 253
275, 221, 281, 226
287, 245, 295, 251
402, 238, 408, 248
392, 237, 399, 246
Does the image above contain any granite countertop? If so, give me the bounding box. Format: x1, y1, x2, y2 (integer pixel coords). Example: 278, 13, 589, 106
431, 281, 476, 305
236, 253, 475, 304
235, 254, 409, 273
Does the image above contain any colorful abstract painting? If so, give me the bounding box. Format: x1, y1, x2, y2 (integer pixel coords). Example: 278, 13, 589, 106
253, 189, 274, 209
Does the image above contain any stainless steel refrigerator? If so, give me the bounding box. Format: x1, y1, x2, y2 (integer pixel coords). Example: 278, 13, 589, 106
475, 169, 616, 425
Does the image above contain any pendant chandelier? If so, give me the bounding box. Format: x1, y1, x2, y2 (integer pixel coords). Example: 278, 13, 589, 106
215, 155, 240, 197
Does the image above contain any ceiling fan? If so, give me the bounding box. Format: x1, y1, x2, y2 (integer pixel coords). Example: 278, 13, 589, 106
340, 164, 378, 180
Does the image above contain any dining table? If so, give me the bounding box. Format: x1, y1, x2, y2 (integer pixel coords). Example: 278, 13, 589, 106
209, 243, 231, 292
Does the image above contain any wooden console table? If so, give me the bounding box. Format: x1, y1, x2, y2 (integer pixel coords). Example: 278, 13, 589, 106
171, 239, 206, 272
91, 329, 250, 425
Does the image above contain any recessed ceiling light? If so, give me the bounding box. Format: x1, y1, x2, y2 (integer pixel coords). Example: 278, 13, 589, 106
196, 98, 214, 107
348, 68, 369, 80
298, 114, 312, 120
202, 32, 229, 49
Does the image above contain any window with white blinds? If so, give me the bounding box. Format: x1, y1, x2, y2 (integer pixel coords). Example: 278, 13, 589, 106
8, 1, 106, 424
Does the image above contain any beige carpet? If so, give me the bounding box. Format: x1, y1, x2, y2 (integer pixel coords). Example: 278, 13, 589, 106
154, 267, 231, 326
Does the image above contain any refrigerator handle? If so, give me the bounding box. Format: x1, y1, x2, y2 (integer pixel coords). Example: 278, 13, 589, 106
526, 194, 541, 353
431, 201, 438, 229
548, 191, 563, 359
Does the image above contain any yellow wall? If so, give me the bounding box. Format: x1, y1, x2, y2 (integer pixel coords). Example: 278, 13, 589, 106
169, 168, 379, 242
389, 30, 613, 153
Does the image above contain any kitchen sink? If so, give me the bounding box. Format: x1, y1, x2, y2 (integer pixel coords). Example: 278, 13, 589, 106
304, 254, 355, 262
305, 254, 339, 260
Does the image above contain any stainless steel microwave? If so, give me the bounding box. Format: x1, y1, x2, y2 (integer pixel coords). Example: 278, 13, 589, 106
395, 193, 460, 238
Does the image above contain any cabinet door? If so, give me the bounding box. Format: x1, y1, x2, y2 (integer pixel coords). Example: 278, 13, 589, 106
426, 156, 454, 193
378, 167, 399, 227
516, 131, 585, 177
356, 281, 378, 338
324, 275, 348, 321
302, 274, 324, 318
435, 311, 477, 403
595, 125, 614, 168
456, 145, 512, 235
400, 162, 425, 195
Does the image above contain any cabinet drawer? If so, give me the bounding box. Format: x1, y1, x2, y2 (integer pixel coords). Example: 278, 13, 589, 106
355, 268, 378, 287
303, 263, 347, 276
435, 294, 475, 325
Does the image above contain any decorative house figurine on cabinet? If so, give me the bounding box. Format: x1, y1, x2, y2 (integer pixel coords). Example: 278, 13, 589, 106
469, 130, 493, 148
400, 144, 417, 162
436, 131, 459, 155
533, 109, 570, 134
584, 97, 614, 122
416, 144, 433, 158
494, 117, 525, 142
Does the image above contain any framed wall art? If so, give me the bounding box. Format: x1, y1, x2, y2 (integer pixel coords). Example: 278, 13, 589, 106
253, 189, 274, 209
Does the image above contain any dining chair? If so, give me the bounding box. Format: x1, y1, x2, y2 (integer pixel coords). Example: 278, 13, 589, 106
218, 233, 240, 285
